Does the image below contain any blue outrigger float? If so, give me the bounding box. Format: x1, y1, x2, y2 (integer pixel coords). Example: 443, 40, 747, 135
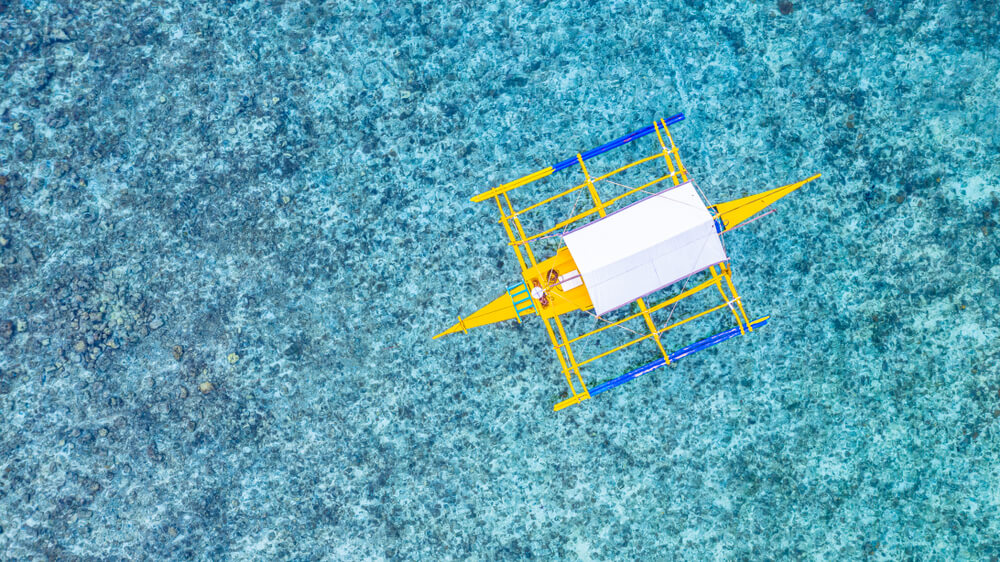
435, 113, 819, 411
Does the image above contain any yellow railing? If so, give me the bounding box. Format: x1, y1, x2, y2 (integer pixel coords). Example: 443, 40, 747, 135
545, 265, 748, 408
475, 121, 688, 256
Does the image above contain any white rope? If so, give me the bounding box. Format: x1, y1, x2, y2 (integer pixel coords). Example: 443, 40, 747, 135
547, 289, 646, 338
691, 180, 715, 209
544, 221, 722, 343
660, 231, 715, 328
557, 183, 587, 239
542, 272, 642, 338
606, 179, 708, 214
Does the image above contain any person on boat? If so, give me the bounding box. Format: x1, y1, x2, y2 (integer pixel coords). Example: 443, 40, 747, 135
546, 268, 560, 286
531, 281, 550, 307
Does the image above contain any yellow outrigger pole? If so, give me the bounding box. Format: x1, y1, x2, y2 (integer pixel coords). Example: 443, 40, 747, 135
434, 113, 819, 411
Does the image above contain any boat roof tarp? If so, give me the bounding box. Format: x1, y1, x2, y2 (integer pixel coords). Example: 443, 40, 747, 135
563, 181, 727, 315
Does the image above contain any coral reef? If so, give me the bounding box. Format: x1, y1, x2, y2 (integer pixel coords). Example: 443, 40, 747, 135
1, 1, 999, 559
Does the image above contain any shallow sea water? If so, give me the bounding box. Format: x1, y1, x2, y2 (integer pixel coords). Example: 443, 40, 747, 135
2, 1, 1000, 559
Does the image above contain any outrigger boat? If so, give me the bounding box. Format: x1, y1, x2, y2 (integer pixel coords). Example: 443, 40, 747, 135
434, 113, 819, 411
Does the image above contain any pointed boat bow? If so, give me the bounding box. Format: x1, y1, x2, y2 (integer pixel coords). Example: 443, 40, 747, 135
432, 290, 528, 340
711, 173, 820, 233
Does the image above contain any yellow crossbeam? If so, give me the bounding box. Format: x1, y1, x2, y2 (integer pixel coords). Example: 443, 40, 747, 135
554, 315, 589, 396
577, 301, 734, 368
577, 153, 606, 218
657, 300, 733, 336
636, 297, 669, 363
654, 120, 680, 186
711, 265, 745, 334
662, 119, 688, 182
510, 173, 672, 246
503, 192, 537, 268
494, 196, 529, 272
564, 275, 719, 345
710, 174, 820, 233
471, 166, 554, 203
722, 263, 753, 331
507, 153, 664, 218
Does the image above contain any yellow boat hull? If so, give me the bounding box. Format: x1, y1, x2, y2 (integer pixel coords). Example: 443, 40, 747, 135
433, 247, 594, 339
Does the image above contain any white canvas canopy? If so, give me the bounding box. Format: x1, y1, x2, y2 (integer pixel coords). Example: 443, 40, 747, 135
562, 181, 727, 315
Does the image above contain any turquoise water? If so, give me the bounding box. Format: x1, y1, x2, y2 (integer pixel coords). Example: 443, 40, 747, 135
2, 1, 999, 559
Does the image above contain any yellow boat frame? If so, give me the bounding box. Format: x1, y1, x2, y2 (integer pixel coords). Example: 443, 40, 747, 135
434, 114, 819, 411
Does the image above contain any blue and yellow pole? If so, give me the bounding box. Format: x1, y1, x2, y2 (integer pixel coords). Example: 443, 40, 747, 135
471, 113, 686, 203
